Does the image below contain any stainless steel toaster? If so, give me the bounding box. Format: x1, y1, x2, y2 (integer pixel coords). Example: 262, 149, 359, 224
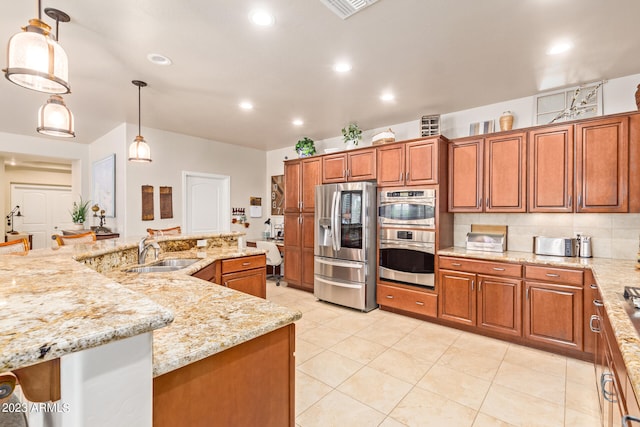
533, 236, 579, 257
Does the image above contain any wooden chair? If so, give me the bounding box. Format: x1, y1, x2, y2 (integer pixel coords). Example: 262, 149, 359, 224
147, 226, 181, 236
0, 238, 29, 255
54, 231, 97, 246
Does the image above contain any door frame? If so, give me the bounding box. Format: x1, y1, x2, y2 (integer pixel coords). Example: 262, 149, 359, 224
182, 171, 230, 234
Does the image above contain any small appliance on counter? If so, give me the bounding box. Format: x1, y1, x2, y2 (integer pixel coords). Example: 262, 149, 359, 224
577, 234, 592, 258
533, 236, 578, 257
465, 232, 506, 253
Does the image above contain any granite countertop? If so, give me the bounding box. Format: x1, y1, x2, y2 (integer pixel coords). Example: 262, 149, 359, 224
0, 233, 301, 379
106, 247, 302, 377
439, 247, 640, 403
0, 252, 174, 372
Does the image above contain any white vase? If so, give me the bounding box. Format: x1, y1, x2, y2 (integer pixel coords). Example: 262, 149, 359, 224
72, 222, 84, 230
346, 140, 358, 150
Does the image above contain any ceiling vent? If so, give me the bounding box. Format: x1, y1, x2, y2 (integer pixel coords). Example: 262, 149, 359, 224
320, 0, 379, 19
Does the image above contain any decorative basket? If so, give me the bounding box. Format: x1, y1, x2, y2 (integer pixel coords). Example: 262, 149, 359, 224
372, 128, 395, 145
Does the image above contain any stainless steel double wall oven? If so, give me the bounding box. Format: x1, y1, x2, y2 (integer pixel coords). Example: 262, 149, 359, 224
378, 188, 436, 289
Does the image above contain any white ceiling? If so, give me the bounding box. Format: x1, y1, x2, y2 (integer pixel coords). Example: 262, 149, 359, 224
1, 0, 639, 152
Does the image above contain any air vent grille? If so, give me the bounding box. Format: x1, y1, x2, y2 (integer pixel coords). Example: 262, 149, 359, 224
320, 0, 379, 19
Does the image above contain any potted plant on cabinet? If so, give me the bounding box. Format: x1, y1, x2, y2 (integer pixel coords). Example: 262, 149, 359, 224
70, 197, 91, 229
342, 122, 362, 149
295, 137, 316, 157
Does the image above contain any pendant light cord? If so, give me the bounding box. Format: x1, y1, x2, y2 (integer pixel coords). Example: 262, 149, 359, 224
138, 84, 142, 136
37, 0, 41, 20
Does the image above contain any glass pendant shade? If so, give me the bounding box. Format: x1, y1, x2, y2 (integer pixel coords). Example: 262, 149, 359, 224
37, 94, 75, 137
129, 135, 152, 162
4, 19, 70, 94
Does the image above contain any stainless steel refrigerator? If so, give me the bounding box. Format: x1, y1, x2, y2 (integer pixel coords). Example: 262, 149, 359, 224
314, 181, 377, 312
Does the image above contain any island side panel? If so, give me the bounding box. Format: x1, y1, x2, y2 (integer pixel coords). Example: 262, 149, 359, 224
153, 323, 295, 427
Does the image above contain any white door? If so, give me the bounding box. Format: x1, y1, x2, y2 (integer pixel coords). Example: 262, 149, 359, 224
11, 184, 73, 249
183, 172, 230, 234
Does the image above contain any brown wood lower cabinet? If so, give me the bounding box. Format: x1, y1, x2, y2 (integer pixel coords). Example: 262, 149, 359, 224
478, 275, 522, 337
377, 283, 437, 317
191, 255, 267, 298
593, 294, 640, 426
438, 270, 476, 325
154, 324, 295, 427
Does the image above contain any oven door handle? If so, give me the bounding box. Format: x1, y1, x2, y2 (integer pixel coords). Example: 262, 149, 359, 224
380, 241, 435, 253
379, 198, 435, 205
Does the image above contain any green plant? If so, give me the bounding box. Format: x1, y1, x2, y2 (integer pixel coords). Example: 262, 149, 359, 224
295, 137, 316, 157
341, 122, 363, 145
70, 196, 91, 223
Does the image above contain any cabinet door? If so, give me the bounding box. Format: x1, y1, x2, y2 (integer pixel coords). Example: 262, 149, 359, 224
448, 139, 483, 212
283, 213, 301, 285
477, 275, 522, 336
221, 268, 266, 298
528, 125, 574, 212
438, 270, 476, 326
576, 117, 629, 213
348, 148, 377, 181
406, 139, 437, 185
301, 158, 321, 213
484, 132, 526, 212
301, 212, 315, 291
284, 160, 301, 213
322, 154, 347, 183
524, 281, 583, 351
377, 144, 405, 186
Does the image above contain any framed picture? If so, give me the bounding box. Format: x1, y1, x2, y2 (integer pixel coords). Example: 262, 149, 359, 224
271, 175, 284, 215
92, 154, 116, 217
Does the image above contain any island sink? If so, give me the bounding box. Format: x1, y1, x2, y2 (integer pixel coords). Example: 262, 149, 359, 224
125, 258, 201, 273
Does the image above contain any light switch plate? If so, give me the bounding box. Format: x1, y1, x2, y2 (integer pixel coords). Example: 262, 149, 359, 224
197, 239, 207, 247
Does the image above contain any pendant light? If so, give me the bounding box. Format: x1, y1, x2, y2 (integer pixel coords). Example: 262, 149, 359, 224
129, 80, 152, 162
3, 2, 71, 94
37, 94, 75, 137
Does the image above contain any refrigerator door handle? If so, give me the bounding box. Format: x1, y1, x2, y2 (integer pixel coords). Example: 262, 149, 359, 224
331, 190, 340, 251
316, 258, 364, 269
315, 276, 362, 289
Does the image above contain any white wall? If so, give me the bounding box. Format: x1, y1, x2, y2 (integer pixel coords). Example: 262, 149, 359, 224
124, 124, 267, 239
90, 124, 127, 234
269, 73, 640, 259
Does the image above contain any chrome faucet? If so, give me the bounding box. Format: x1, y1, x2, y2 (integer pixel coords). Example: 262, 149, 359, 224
138, 236, 161, 264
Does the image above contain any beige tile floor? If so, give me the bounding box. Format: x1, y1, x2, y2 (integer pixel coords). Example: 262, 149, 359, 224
266, 279, 601, 427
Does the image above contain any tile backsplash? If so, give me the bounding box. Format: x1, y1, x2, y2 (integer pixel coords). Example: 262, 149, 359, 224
454, 213, 640, 260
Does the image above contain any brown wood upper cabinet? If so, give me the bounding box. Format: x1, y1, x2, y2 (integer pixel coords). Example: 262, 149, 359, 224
449, 132, 526, 212
284, 157, 321, 213
575, 116, 629, 213
377, 137, 441, 186
322, 148, 376, 183
528, 124, 574, 212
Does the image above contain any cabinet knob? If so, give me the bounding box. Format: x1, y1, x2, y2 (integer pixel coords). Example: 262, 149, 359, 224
590, 283, 598, 289
493, 267, 505, 271
593, 299, 604, 307
242, 262, 251, 266
385, 295, 394, 299
451, 262, 462, 267
415, 301, 425, 306
622, 415, 640, 425
545, 273, 560, 277
589, 315, 601, 333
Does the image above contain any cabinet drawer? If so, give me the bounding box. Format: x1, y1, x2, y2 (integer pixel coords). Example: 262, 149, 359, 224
221, 255, 266, 274
377, 284, 437, 317
525, 265, 583, 286
439, 256, 522, 278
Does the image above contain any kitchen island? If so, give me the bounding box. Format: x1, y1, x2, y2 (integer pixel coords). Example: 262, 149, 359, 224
0, 233, 301, 427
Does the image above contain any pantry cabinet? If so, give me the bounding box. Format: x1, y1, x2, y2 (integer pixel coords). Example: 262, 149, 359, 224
377, 137, 443, 186
284, 157, 321, 292
322, 148, 376, 183
575, 116, 629, 213
528, 124, 574, 212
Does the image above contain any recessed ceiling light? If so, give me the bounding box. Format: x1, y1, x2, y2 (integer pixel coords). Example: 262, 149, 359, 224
249, 9, 275, 26
240, 101, 254, 110
292, 119, 304, 126
147, 53, 172, 66
380, 92, 395, 102
547, 41, 573, 55
333, 62, 352, 73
